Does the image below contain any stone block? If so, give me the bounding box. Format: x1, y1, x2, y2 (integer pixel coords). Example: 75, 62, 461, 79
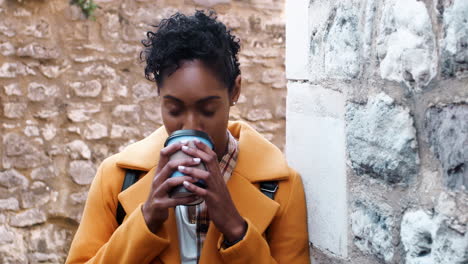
2, 133, 50, 169
70, 191, 88, 205
3, 103, 27, 119
67, 103, 100, 123
10, 208, 47, 227
22, 18, 50, 38
41, 124, 56, 141
426, 104, 467, 190
0, 41, 14, 56
31, 166, 57, 181
192, 0, 230, 7
245, 108, 273, 121
112, 104, 141, 124
0, 20, 15, 37
261, 69, 286, 89
84, 122, 108, 140
27, 223, 72, 263
308, 1, 361, 81
132, 81, 157, 102
0, 226, 15, 245
377, 0, 436, 91
27, 82, 58, 102
0, 169, 29, 189
351, 201, 395, 262
401, 210, 468, 264
440, 0, 468, 78
3, 83, 22, 96
66, 140, 91, 160
22, 181, 54, 208
69, 160, 96, 185
16, 43, 60, 60
346, 93, 419, 184
0, 197, 19, 211
110, 124, 140, 139
69, 80, 102, 98
0, 62, 36, 78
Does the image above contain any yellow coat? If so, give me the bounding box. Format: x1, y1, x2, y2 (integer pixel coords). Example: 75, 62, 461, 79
66, 121, 309, 263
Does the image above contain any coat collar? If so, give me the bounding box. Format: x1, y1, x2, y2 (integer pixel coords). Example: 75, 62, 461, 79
116, 121, 289, 262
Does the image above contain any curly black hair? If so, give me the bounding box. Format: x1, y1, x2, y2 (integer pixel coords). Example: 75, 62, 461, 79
141, 10, 241, 93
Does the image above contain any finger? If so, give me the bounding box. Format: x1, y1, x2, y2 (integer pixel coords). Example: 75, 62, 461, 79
181, 144, 216, 166
156, 157, 202, 183
182, 180, 208, 197
193, 139, 216, 155
164, 195, 201, 208
157, 175, 197, 194
177, 166, 210, 182
157, 142, 186, 170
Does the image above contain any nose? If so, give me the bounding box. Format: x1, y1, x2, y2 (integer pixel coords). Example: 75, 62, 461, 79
181, 112, 203, 131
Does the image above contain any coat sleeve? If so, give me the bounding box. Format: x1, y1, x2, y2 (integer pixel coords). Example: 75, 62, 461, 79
217, 170, 310, 263
66, 158, 169, 264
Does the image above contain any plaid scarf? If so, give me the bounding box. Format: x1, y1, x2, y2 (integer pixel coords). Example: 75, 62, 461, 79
193, 130, 239, 262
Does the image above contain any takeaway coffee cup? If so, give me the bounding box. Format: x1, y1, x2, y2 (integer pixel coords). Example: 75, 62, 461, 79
164, 129, 214, 205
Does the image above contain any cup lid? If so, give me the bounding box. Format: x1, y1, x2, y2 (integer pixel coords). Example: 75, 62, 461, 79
164, 129, 214, 147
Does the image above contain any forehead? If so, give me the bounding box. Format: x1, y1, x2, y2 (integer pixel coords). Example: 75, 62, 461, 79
159, 60, 228, 99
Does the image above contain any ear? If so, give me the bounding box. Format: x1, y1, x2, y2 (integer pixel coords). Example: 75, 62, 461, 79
230, 75, 241, 106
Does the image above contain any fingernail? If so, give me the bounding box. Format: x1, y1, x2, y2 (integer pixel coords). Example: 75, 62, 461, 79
178, 165, 186, 171
183, 181, 190, 187
193, 158, 201, 163
182, 146, 189, 151
180, 140, 188, 144
194, 139, 201, 144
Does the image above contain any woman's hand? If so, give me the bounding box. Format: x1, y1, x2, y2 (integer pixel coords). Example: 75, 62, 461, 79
178, 140, 247, 242
142, 142, 202, 234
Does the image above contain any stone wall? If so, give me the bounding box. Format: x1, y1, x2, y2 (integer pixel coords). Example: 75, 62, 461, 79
0, 0, 286, 262
286, 0, 467, 263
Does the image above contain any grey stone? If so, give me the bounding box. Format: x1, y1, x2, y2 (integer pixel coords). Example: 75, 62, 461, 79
23, 126, 40, 137
426, 104, 467, 190
0, 41, 14, 56
16, 43, 60, 60
351, 201, 394, 262
22, 181, 53, 208
27, 224, 72, 262
84, 122, 108, 140
39, 62, 70, 79
0, 226, 15, 245
28, 253, 60, 263
78, 64, 117, 80
100, 12, 120, 40
0, 62, 36, 78
69, 160, 96, 185
0, 169, 29, 189
377, 0, 437, 91
112, 104, 141, 124
110, 124, 140, 139
440, 0, 468, 78
67, 103, 100, 122
10, 208, 47, 227
246, 109, 273, 121
66, 140, 91, 159
132, 82, 157, 102
401, 210, 468, 264
41, 124, 56, 141
0, 198, 19, 211
69, 80, 102, 97
3, 103, 27, 119
192, 0, 230, 7
31, 166, 57, 181
27, 82, 58, 102
34, 109, 59, 120
0, 20, 15, 37
261, 69, 286, 89
309, 1, 361, 81
13, 8, 31, 17
70, 191, 88, 205
2, 133, 50, 169
346, 93, 419, 184
143, 103, 162, 123
3, 83, 22, 96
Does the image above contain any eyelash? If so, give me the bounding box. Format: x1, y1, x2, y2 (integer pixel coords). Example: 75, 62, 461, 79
168, 110, 215, 117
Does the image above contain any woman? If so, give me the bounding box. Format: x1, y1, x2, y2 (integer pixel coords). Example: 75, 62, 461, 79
66, 10, 309, 264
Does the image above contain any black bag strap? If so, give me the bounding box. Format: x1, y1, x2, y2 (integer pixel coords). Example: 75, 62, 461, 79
259, 181, 279, 200
116, 169, 139, 225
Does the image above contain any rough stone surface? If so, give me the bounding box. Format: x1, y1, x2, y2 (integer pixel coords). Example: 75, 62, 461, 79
132, 82, 157, 102
2, 133, 50, 169
67, 103, 100, 122
401, 210, 468, 264
440, 0, 468, 78
350, 201, 395, 262
70, 191, 88, 205
112, 104, 141, 124
0, 169, 29, 189
41, 124, 57, 141
0, 198, 20, 211
110, 124, 140, 139
0, 62, 35, 78
27, 82, 58, 101
3, 103, 27, 119
377, 0, 437, 91
0, 226, 16, 245
10, 208, 47, 227
426, 104, 467, 190
3, 83, 22, 96
31, 166, 56, 181
69, 160, 96, 185
16, 42, 60, 60
22, 181, 54, 208
66, 140, 91, 159
27, 224, 72, 263
84, 122, 108, 140
0, 41, 15, 56
69, 80, 102, 97
346, 93, 419, 184
246, 109, 273, 121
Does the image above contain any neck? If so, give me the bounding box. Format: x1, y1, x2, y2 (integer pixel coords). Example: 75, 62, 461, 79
216, 131, 229, 161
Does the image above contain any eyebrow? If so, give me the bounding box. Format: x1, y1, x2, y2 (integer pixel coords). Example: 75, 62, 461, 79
163, 95, 221, 104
